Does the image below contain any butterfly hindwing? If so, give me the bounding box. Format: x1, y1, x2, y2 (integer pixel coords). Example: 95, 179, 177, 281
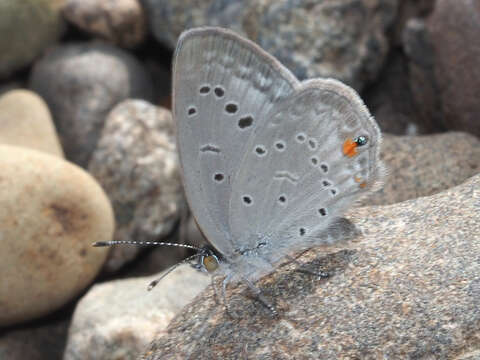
228, 79, 383, 265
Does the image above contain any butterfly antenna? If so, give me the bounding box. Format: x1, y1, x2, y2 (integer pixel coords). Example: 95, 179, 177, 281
147, 252, 204, 291
92, 240, 203, 252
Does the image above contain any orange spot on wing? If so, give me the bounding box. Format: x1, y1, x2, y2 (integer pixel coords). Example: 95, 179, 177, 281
354, 176, 362, 183
343, 138, 357, 158
359, 182, 367, 188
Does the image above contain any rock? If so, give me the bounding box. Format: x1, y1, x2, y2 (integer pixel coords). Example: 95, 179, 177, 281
88, 100, 183, 272
360, 132, 480, 206
144, 173, 480, 359
63, 266, 210, 360
0, 0, 64, 79
0, 145, 114, 326
364, 51, 424, 135
244, 0, 398, 89
403, 0, 480, 137
0, 82, 22, 96
62, 0, 147, 48
29, 42, 154, 167
0, 89, 63, 157
390, 0, 435, 46
0, 316, 69, 360
143, 0, 398, 90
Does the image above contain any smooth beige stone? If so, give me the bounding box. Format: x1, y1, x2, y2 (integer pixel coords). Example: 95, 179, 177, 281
0, 89, 63, 157
0, 145, 113, 326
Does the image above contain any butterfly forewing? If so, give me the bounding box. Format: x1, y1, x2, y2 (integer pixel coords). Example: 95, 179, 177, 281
173, 27, 299, 256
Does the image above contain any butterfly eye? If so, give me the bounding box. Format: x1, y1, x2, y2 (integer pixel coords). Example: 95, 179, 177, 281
354, 135, 368, 146
203, 255, 219, 272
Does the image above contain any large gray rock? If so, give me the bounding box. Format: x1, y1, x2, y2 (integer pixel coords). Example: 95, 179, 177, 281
29, 42, 153, 167
362, 132, 480, 206
88, 100, 183, 272
144, 173, 480, 359
403, 0, 480, 137
143, 0, 398, 90
0, 0, 64, 79
63, 267, 210, 360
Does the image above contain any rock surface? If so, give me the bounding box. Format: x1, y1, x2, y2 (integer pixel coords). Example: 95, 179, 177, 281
63, 266, 210, 360
29, 42, 153, 167
63, 0, 146, 48
0, 145, 114, 326
143, 0, 397, 90
0, 89, 63, 157
88, 100, 183, 272
361, 132, 480, 206
0, 0, 64, 78
403, 0, 480, 137
144, 173, 480, 359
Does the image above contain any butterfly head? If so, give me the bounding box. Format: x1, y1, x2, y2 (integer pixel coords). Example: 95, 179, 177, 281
199, 245, 221, 273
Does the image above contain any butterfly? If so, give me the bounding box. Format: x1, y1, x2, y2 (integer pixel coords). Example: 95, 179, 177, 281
95, 27, 384, 316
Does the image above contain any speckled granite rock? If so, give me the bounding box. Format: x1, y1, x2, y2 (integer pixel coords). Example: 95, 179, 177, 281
29, 42, 153, 167
0, 317, 69, 360
143, 173, 480, 359
143, 0, 397, 90
0, 0, 64, 78
88, 100, 183, 272
361, 132, 480, 206
0, 89, 63, 157
63, 0, 146, 48
63, 267, 210, 360
403, 0, 480, 137
0, 145, 114, 326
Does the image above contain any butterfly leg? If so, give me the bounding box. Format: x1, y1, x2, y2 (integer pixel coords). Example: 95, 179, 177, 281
221, 273, 237, 317
210, 274, 221, 305
285, 255, 330, 279
242, 277, 278, 317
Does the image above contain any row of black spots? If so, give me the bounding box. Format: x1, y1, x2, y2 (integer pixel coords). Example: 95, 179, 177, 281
199, 84, 225, 98
252, 139, 287, 159
298, 208, 329, 237
321, 179, 337, 196
297, 208, 331, 236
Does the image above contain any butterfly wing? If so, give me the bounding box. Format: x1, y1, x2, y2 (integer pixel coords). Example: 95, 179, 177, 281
228, 78, 384, 265
173, 27, 299, 256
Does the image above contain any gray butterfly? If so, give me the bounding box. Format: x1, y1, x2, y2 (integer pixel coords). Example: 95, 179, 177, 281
95, 27, 384, 315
